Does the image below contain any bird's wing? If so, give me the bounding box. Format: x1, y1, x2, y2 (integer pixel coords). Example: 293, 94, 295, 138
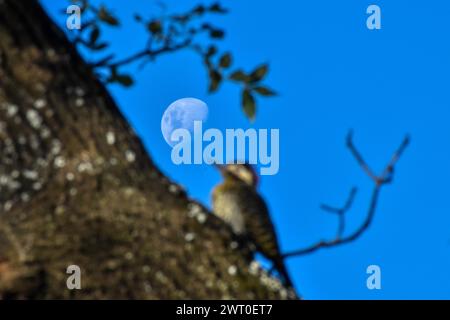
237, 186, 282, 261
212, 184, 246, 235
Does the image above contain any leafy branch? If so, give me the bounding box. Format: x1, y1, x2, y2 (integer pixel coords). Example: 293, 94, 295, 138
65, 0, 276, 119
283, 132, 411, 259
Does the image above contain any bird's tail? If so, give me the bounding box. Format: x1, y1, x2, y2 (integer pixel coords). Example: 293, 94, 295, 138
273, 257, 294, 289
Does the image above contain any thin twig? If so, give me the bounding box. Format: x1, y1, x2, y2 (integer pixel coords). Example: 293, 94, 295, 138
320, 187, 357, 239
346, 130, 378, 182
91, 39, 192, 69
283, 132, 410, 259
320, 187, 358, 215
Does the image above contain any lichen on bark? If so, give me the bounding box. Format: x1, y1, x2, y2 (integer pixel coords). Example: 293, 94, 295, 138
0, 0, 296, 299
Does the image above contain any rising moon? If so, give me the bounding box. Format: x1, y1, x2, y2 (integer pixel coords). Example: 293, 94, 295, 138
161, 97, 209, 146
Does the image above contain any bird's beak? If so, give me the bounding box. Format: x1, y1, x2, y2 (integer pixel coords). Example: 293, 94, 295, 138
214, 163, 225, 172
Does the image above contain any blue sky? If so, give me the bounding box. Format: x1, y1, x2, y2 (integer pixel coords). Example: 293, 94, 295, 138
41, 0, 450, 299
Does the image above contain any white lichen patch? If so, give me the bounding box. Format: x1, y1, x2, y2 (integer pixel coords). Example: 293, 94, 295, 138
3, 201, 13, 212
109, 157, 118, 166
36, 158, 48, 167
230, 241, 239, 250
33, 98, 47, 109
6, 104, 18, 117
40, 127, 51, 139
187, 203, 202, 218
20, 193, 30, 202
228, 265, 237, 276
106, 131, 116, 145
18, 135, 27, 145
54, 156, 66, 168
94, 157, 105, 166
184, 232, 196, 242
23, 170, 38, 180
0, 174, 9, 185
75, 97, 84, 107
75, 87, 85, 97
143, 282, 153, 294
77, 161, 94, 173
124, 252, 134, 260
46, 48, 56, 58
247, 259, 294, 298
69, 188, 77, 196
196, 212, 207, 224
155, 271, 168, 284
26, 109, 43, 129
55, 205, 65, 215
260, 273, 283, 291
32, 182, 43, 191
125, 150, 136, 163
168, 184, 180, 194
51, 139, 62, 155
29, 135, 40, 150
0, 174, 20, 191
142, 265, 151, 274
249, 260, 260, 275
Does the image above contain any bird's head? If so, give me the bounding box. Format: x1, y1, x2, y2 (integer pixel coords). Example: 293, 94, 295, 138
216, 163, 259, 187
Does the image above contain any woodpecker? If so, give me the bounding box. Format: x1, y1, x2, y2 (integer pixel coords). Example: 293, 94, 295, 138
212, 163, 293, 288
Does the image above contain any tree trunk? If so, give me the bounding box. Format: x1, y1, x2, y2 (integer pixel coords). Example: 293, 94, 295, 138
0, 0, 295, 299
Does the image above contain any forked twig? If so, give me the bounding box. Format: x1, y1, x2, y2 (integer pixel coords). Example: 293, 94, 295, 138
283, 131, 410, 259
320, 187, 358, 240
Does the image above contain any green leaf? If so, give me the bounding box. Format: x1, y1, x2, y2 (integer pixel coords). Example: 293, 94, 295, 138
89, 26, 100, 44
242, 89, 256, 120
109, 65, 117, 77
208, 69, 222, 93
250, 64, 268, 82
98, 6, 119, 26
203, 57, 212, 69
219, 53, 232, 68
229, 70, 249, 82
192, 5, 206, 15
253, 86, 277, 96
209, 29, 225, 39
147, 20, 162, 34
201, 23, 212, 30
209, 3, 228, 14
114, 74, 134, 87
206, 45, 217, 57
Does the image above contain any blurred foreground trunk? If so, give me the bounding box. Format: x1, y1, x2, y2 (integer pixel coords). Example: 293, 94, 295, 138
0, 0, 295, 299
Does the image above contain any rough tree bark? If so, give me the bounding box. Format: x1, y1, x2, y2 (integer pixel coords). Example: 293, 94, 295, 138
0, 0, 296, 299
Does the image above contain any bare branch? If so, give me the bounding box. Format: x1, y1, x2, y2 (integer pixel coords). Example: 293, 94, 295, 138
320, 187, 357, 215
320, 187, 357, 239
283, 132, 410, 259
91, 39, 192, 69
346, 130, 378, 182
